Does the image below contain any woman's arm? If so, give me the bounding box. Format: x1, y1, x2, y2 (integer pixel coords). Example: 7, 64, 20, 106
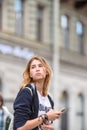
16, 109, 62, 130
17, 108, 62, 130
14, 88, 38, 130
17, 116, 43, 130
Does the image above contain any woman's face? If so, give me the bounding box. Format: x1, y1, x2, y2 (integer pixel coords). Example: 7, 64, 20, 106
30, 59, 47, 81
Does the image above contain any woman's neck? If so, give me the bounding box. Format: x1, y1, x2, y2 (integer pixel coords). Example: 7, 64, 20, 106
35, 81, 44, 95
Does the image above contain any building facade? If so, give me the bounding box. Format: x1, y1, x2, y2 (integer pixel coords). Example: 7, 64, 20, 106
0, 0, 87, 130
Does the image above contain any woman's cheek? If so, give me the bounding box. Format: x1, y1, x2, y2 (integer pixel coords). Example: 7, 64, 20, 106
30, 70, 34, 78
43, 69, 47, 77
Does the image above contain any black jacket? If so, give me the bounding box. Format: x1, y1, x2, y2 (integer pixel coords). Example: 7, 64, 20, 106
13, 84, 54, 130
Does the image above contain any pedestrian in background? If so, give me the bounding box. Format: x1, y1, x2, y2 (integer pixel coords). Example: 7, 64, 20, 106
0, 93, 12, 130
13, 55, 63, 130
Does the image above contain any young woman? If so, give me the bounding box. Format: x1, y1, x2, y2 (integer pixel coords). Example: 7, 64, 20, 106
13, 55, 63, 130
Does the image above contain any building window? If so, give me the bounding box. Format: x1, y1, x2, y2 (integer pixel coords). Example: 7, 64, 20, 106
15, 0, 24, 36
60, 91, 68, 130
76, 93, 84, 130
61, 15, 69, 49
37, 5, 44, 41
0, 0, 2, 29
76, 21, 84, 54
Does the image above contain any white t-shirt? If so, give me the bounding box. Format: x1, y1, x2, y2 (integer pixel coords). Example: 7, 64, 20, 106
37, 91, 52, 117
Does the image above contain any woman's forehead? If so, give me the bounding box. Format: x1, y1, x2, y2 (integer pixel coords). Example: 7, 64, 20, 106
31, 59, 42, 64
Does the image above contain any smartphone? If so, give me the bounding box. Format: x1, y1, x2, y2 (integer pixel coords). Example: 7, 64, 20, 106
60, 108, 66, 113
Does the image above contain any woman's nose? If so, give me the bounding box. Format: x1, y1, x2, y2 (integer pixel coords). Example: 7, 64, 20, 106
36, 66, 40, 71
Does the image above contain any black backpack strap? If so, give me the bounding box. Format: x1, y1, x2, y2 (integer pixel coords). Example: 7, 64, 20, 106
25, 84, 35, 113
48, 95, 54, 109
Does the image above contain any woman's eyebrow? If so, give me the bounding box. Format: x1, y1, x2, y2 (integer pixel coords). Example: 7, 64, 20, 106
31, 62, 43, 66
31, 64, 36, 66
39, 63, 43, 66
30, 64, 36, 67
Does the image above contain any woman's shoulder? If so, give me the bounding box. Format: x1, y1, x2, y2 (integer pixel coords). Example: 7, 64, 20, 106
15, 83, 36, 100
14, 84, 33, 104
18, 84, 33, 95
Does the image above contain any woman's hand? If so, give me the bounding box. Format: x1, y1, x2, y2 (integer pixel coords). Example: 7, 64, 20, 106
46, 109, 63, 121
40, 124, 54, 130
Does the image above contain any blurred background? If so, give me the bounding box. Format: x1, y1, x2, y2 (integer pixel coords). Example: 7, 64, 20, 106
0, 0, 87, 130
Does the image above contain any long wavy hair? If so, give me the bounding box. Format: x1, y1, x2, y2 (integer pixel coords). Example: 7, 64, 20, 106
20, 55, 52, 96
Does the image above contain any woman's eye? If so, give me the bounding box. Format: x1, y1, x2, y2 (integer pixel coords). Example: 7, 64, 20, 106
31, 66, 35, 69
39, 64, 43, 67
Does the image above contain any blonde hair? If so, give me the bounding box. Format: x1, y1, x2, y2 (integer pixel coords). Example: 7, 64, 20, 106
21, 55, 52, 96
